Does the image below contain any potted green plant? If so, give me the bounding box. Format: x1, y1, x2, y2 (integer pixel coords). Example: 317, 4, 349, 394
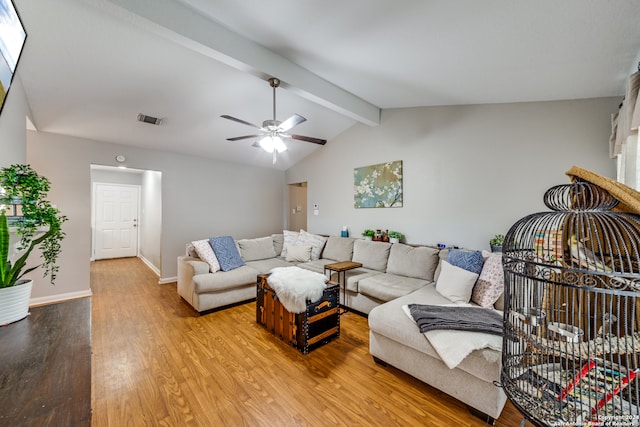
388, 231, 403, 244
361, 229, 375, 240
0, 164, 67, 325
490, 234, 504, 252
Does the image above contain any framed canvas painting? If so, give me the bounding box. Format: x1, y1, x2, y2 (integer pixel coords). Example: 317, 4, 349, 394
354, 160, 403, 208
0, 0, 26, 116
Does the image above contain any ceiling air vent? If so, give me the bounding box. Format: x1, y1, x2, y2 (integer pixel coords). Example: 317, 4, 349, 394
137, 113, 163, 126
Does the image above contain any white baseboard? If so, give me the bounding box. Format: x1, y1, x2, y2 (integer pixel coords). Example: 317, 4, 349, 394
138, 254, 161, 277
137, 255, 175, 284
30, 290, 93, 307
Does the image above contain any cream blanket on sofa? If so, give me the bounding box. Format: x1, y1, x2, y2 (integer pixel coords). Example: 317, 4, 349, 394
403, 304, 502, 369
267, 267, 327, 313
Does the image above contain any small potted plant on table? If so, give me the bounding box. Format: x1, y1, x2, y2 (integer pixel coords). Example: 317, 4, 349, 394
490, 234, 504, 252
361, 229, 375, 240
388, 231, 403, 244
0, 164, 67, 326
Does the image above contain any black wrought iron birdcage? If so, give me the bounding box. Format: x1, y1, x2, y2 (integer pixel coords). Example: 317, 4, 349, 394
502, 181, 640, 427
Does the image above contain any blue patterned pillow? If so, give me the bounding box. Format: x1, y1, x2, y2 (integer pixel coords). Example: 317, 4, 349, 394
447, 249, 484, 276
209, 236, 245, 271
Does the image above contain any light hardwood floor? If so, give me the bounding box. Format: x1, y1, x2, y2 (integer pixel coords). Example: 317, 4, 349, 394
91, 257, 526, 426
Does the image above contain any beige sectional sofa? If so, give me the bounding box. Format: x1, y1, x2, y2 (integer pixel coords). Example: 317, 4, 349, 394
176, 232, 506, 422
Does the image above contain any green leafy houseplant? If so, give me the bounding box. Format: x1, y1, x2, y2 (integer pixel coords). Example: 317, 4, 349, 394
388, 231, 403, 239
0, 164, 67, 288
490, 234, 505, 246
361, 229, 375, 238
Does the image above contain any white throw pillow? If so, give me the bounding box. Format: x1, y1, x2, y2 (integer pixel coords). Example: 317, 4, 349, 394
435, 260, 479, 304
285, 245, 313, 262
297, 230, 328, 261
191, 239, 220, 273
281, 230, 300, 258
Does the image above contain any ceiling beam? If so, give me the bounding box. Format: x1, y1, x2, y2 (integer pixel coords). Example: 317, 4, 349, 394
85, 0, 380, 126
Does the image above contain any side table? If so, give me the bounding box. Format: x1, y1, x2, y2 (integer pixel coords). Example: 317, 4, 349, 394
324, 261, 363, 313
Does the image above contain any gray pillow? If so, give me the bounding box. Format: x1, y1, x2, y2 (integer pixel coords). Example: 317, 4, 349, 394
352, 239, 392, 272
271, 233, 284, 256
322, 236, 356, 261
386, 243, 439, 280
237, 236, 277, 261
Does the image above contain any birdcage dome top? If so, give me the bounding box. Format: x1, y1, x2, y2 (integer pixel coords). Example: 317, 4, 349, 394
503, 181, 640, 292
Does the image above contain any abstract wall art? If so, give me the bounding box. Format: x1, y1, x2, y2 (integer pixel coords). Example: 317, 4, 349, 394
354, 160, 403, 208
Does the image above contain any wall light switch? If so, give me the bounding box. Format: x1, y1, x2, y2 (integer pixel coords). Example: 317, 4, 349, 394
291, 208, 296, 214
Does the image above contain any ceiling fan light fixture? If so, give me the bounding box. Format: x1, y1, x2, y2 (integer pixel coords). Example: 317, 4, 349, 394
259, 135, 287, 153
222, 77, 325, 164
273, 136, 287, 153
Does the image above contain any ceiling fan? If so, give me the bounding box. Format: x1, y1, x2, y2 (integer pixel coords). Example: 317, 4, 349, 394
221, 77, 327, 164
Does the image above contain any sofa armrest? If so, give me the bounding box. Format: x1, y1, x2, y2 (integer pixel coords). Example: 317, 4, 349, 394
186, 257, 210, 276
177, 256, 210, 305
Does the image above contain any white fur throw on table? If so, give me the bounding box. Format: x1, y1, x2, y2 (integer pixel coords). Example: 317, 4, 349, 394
267, 266, 328, 313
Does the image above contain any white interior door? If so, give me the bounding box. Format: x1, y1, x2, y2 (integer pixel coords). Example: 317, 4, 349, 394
94, 183, 139, 260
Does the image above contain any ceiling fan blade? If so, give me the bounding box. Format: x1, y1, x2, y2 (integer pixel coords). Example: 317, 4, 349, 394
278, 114, 306, 132
290, 134, 327, 145
226, 135, 261, 141
220, 115, 261, 129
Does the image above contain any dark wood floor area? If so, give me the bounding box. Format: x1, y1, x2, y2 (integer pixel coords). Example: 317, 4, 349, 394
91, 257, 526, 426
0, 297, 91, 426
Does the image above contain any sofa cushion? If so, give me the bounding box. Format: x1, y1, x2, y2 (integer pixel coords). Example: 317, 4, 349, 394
344, 269, 382, 293
285, 244, 312, 262
271, 233, 284, 256
281, 230, 300, 258
191, 239, 220, 273
237, 236, 277, 262
209, 236, 245, 271
435, 261, 478, 304
352, 240, 392, 272
359, 273, 429, 302
386, 243, 439, 280
296, 230, 328, 261
296, 259, 335, 274
472, 251, 504, 308
244, 257, 293, 274
192, 265, 258, 292
447, 248, 484, 276
322, 236, 356, 261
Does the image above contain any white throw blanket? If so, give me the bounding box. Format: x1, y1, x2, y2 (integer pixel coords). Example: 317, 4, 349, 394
267, 267, 327, 313
402, 304, 502, 369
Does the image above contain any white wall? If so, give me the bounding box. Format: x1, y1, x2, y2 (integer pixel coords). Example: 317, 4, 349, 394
27, 130, 285, 302
140, 170, 162, 274
0, 75, 30, 166
286, 98, 619, 250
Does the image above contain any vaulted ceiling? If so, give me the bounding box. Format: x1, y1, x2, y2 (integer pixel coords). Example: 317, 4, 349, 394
14, 0, 640, 170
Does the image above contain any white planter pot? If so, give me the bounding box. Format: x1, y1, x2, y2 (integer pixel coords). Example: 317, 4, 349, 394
363, 236, 372, 241
389, 237, 400, 244
0, 280, 32, 326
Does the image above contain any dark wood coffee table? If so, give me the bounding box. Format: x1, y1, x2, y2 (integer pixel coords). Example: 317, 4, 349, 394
323, 261, 363, 313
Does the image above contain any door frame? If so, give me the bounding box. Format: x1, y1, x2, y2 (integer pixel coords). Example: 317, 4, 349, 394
91, 182, 142, 261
